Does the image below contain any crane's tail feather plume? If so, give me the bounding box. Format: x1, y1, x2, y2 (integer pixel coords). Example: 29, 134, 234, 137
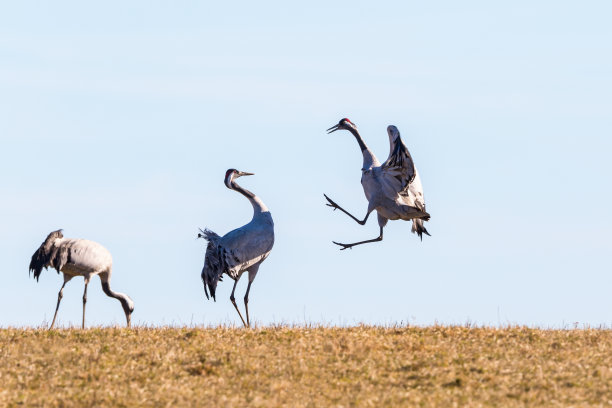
411, 219, 431, 241
199, 228, 224, 301
29, 229, 65, 281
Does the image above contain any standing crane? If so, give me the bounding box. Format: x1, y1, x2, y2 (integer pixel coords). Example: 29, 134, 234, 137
29, 229, 134, 329
325, 118, 431, 249
198, 169, 274, 327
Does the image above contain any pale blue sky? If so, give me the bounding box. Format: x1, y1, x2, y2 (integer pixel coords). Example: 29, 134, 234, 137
1, 1, 611, 327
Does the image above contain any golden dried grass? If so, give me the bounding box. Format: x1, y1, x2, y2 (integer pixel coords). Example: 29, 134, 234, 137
1, 326, 611, 407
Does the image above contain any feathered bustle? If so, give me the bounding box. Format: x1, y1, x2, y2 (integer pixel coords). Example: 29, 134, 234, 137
411, 219, 431, 241
29, 229, 65, 281
198, 228, 226, 301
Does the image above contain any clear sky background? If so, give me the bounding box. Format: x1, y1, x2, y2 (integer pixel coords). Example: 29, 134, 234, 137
1, 1, 610, 328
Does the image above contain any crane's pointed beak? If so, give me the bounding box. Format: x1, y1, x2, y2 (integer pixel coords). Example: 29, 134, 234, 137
327, 124, 340, 134
237, 171, 254, 177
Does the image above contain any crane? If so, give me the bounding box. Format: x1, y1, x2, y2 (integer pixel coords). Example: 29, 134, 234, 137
325, 118, 430, 249
29, 229, 134, 329
198, 169, 274, 327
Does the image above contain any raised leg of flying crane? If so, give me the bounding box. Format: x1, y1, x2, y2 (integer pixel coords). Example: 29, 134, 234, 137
230, 278, 248, 328
244, 265, 259, 328
50, 274, 73, 330
333, 214, 388, 250
333, 226, 384, 250
324, 194, 372, 225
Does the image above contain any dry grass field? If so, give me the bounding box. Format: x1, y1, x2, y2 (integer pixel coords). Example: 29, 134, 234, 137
0, 326, 611, 407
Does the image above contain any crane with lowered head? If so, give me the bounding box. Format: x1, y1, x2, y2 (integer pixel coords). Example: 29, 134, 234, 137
29, 229, 134, 329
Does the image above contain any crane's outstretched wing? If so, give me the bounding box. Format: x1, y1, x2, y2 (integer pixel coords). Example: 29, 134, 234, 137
380, 125, 416, 198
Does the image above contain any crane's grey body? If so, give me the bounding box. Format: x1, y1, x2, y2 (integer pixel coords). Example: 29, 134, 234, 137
360, 167, 427, 222
200, 213, 274, 284
199, 169, 274, 327
29, 229, 134, 329
326, 119, 430, 249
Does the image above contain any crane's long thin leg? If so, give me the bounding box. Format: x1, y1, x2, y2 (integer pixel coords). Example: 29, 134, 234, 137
324, 194, 371, 225
244, 267, 259, 328
230, 279, 248, 328
333, 226, 384, 250
50, 279, 69, 330
244, 280, 254, 328
82, 279, 89, 329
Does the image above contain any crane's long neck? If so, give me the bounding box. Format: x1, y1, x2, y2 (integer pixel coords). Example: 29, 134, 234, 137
348, 127, 379, 170
230, 180, 269, 215
101, 281, 134, 327
101, 282, 130, 307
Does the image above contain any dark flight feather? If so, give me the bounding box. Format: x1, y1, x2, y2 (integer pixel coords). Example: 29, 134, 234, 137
29, 229, 64, 281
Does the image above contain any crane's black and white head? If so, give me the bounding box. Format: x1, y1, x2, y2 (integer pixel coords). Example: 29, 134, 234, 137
224, 168, 254, 188
327, 118, 357, 134
123, 295, 135, 327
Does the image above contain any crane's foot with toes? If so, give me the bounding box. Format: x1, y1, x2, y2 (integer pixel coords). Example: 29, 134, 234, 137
333, 241, 354, 250
324, 194, 341, 211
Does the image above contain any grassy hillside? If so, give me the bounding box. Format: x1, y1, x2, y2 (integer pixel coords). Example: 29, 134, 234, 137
1, 326, 610, 407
